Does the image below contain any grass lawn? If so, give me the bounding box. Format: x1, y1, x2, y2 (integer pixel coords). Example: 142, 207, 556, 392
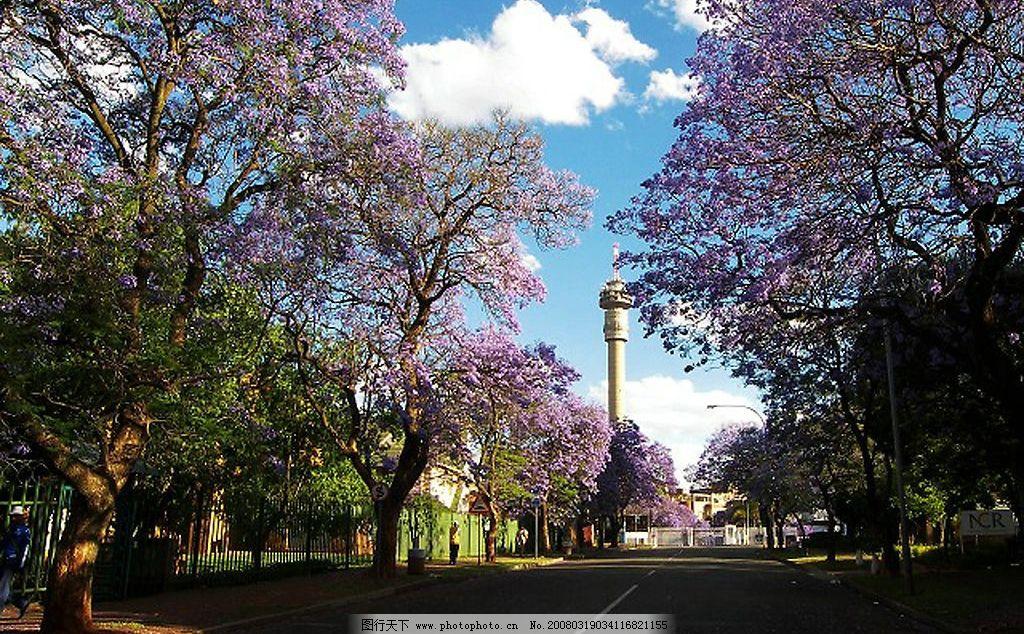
847, 567, 1024, 632
785, 550, 1024, 631
429, 555, 563, 581
785, 550, 863, 572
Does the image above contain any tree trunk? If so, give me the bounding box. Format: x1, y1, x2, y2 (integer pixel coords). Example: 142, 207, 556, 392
367, 412, 430, 578
825, 508, 837, 564
1007, 468, 1024, 560
573, 515, 584, 549
566, 520, 578, 552
41, 493, 115, 634
485, 511, 498, 562
34, 403, 149, 634
850, 419, 894, 570
881, 458, 900, 575
609, 514, 621, 548
761, 504, 776, 550
372, 499, 402, 578
539, 503, 550, 553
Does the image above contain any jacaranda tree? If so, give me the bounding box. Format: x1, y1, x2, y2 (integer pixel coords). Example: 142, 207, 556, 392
0, 1, 405, 630
272, 115, 594, 577
438, 328, 609, 560
610, 0, 1024, 540
593, 420, 677, 547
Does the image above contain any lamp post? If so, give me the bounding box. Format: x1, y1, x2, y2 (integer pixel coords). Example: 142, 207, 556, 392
707, 404, 765, 545
884, 326, 914, 594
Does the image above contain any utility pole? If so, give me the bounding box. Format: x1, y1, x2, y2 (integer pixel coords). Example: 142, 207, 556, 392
885, 325, 914, 594
532, 496, 541, 560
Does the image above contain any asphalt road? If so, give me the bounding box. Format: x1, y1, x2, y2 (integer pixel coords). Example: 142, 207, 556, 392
245, 548, 934, 634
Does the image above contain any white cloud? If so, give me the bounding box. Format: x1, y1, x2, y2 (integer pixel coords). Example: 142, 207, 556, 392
389, 0, 636, 126
588, 375, 760, 484
644, 68, 701, 104
648, 0, 714, 32
521, 252, 542, 273
574, 8, 657, 65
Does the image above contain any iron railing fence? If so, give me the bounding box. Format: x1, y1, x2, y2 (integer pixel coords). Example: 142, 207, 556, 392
0, 459, 74, 603
94, 488, 379, 600
0, 462, 527, 603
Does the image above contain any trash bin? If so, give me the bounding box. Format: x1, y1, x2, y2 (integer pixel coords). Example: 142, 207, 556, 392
408, 548, 426, 575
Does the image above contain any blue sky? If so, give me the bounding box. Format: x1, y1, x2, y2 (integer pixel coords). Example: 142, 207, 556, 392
393, 0, 761, 479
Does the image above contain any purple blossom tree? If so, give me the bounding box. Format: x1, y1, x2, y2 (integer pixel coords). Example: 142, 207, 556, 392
610, 0, 1024, 490
0, 1, 405, 630
593, 421, 677, 547
436, 328, 609, 560
277, 115, 593, 577
650, 496, 698, 529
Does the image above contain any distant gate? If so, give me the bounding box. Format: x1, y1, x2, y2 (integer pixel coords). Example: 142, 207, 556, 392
651, 525, 765, 547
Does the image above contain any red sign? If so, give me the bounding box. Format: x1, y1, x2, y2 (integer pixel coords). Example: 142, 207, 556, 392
467, 493, 489, 515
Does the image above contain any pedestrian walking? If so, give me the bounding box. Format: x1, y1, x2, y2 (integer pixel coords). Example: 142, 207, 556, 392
0, 506, 31, 619
448, 521, 460, 565
516, 526, 529, 557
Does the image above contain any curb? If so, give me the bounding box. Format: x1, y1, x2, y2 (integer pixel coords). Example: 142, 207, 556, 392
202, 558, 565, 633
774, 557, 958, 633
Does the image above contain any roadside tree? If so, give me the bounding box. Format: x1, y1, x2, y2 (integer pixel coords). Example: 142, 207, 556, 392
610, 0, 1024, 524
593, 421, 677, 547
271, 116, 593, 577
0, 1, 405, 628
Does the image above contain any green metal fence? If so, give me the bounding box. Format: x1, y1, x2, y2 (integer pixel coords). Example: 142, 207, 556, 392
0, 462, 529, 604
0, 460, 73, 602
397, 508, 520, 562
96, 494, 525, 599
94, 491, 379, 600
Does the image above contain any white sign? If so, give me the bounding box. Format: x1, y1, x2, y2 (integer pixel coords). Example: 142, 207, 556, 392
371, 483, 388, 501
960, 509, 1018, 536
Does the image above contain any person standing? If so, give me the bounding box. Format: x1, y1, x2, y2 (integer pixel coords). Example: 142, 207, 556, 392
448, 521, 460, 565
516, 526, 529, 557
0, 506, 31, 619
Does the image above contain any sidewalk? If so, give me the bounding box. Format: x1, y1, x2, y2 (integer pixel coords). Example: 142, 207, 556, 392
0, 557, 564, 634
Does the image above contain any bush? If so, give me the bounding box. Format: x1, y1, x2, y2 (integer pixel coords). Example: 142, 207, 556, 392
914, 539, 1015, 570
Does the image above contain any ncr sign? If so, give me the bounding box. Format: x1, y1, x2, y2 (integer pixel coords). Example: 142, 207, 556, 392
960, 509, 1018, 536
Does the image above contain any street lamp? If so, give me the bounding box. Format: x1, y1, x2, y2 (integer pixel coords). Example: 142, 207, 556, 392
706, 404, 766, 427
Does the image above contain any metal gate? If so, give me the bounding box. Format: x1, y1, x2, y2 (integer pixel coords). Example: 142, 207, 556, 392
651, 525, 766, 547
0, 459, 73, 601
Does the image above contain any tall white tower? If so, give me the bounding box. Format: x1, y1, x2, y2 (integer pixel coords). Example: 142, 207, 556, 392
599, 244, 633, 423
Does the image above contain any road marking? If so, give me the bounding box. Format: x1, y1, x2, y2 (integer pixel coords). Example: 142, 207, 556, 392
591, 549, 680, 621
599, 584, 639, 615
